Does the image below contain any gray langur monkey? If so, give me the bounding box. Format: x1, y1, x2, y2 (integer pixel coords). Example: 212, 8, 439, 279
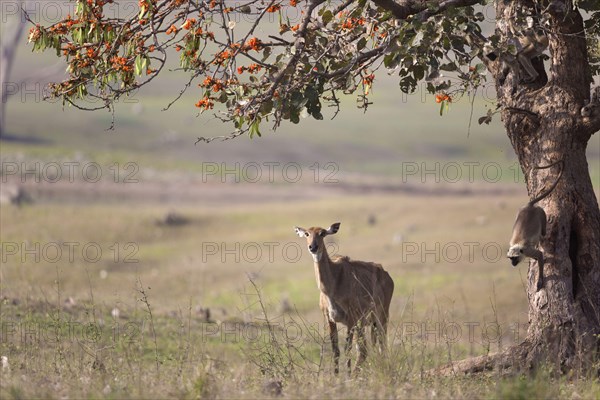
513, 26, 549, 83
507, 159, 564, 291
486, 14, 549, 86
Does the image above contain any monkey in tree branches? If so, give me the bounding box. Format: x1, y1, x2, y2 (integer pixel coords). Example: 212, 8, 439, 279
485, 1, 550, 87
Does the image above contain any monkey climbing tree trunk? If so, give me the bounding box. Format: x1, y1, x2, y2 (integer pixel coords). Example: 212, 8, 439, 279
494, 1, 600, 371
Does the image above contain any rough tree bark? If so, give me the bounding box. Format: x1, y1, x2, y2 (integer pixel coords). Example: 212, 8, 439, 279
0, 0, 27, 138
446, 1, 600, 375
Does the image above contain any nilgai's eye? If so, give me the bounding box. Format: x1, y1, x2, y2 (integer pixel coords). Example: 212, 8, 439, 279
520, 249, 524, 254
305, 232, 309, 237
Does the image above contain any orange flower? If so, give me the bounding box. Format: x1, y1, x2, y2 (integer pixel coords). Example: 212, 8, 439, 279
202, 76, 213, 86
212, 80, 224, 92
342, 19, 353, 30
289, 0, 297, 5
343, 17, 365, 30
166, 25, 178, 35
237, 66, 245, 74
245, 37, 262, 51
435, 93, 451, 103
146, 68, 155, 75
110, 56, 132, 72
149, 45, 156, 52
182, 18, 196, 30
291, 24, 300, 32
86, 47, 97, 58
247, 63, 262, 73
195, 97, 214, 110
363, 73, 375, 85
266, 4, 281, 13
28, 25, 42, 43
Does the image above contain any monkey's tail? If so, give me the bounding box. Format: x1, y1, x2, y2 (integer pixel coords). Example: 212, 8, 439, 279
529, 159, 564, 205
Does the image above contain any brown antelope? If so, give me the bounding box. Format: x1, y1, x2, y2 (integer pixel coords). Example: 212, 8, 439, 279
294, 222, 394, 374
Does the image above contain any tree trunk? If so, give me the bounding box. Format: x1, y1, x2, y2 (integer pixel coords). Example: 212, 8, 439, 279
0, 0, 27, 138
497, 1, 600, 372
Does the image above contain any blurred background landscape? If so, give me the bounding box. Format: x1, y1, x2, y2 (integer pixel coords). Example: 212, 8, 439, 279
1, 2, 599, 398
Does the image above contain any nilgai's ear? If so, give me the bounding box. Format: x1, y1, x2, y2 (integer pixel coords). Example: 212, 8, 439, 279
294, 226, 308, 237
325, 222, 341, 236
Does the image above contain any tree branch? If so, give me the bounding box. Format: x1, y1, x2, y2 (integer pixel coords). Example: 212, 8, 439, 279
370, 0, 481, 21
581, 112, 600, 136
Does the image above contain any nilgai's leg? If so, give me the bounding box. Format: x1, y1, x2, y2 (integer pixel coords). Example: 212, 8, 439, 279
372, 323, 384, 353
379, 317, 388, 353
371, 310, 388, 353
355, 325, 367, 370
328, 320, 340, 374
344, 327, 354, 374
371, 322, 378, 348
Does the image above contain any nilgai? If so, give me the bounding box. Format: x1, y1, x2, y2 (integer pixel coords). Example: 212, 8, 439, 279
294, 222, 394, 374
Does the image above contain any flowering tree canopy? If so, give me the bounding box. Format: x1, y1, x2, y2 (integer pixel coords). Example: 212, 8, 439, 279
27, 0, 599, 140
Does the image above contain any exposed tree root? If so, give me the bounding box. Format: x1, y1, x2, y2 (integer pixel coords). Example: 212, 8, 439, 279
433, 342, 534, 376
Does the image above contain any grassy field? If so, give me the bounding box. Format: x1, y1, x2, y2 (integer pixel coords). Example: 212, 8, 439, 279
2, 12, 600, 398
2, 184, 600, 398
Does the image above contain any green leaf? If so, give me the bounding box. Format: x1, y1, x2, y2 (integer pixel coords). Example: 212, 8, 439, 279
475, 63, 487, 74
412, 31, 424, 46
249, 120, 261, 138
290, 91, 305, 108
413, 65, 425, 80
383, 54, 400, 69
357, 37, 367, 51
260, 100, 273, 114
321, 10, 333, 25
290, 112, 300, 124
262, 46, 272, 61
135, 54, 143, 76
439, 62, 457, 71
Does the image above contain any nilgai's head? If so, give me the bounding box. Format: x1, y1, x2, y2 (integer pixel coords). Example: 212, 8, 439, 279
294, 222, 340, 263
507, 245, 524, 267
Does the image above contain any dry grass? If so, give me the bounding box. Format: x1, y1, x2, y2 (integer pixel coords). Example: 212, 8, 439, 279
1, 181, 598, 398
